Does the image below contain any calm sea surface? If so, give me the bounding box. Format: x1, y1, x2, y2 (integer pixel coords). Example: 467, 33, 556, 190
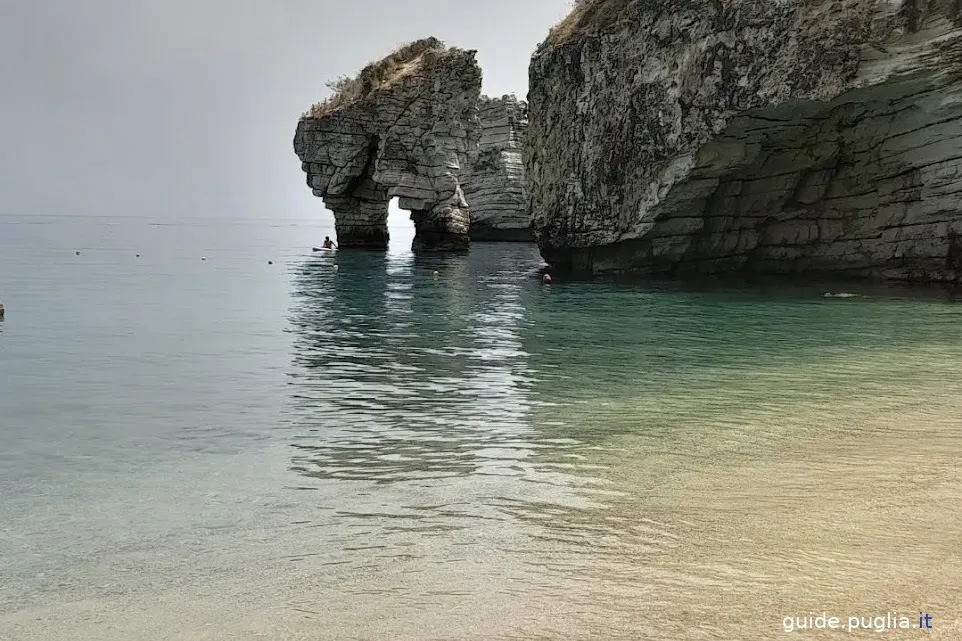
1, 214, 960, 640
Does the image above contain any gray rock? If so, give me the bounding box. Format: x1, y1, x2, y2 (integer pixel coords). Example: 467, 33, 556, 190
462, 96, 534, 241
294, 38, 481, 252
526, 0, 962, 282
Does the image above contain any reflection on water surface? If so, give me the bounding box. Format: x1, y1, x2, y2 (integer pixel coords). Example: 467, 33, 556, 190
279, 245, 962, 639
1, 224, 960, 640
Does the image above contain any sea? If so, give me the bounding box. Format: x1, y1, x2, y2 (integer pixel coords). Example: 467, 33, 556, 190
1, 213, 960, 640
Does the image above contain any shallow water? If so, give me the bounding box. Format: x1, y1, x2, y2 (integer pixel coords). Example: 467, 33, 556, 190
1, 214, 960, 640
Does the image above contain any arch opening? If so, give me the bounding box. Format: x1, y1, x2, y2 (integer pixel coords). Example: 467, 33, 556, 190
387, 197, 415, 255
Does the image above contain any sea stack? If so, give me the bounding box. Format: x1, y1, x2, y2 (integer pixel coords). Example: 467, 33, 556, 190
462, 95, 533, 241
527, 0, 962, 282
294, 38, 481, 252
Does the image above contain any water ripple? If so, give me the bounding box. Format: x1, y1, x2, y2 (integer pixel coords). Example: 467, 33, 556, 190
280, 249, 962, 638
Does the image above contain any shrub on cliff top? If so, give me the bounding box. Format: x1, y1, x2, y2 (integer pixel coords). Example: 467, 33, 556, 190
547, 0, 630, 45
306, 37, 446, 118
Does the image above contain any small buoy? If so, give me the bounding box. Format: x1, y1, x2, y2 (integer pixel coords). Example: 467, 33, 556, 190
268, 260, 273, 265
542, 273, 553, 284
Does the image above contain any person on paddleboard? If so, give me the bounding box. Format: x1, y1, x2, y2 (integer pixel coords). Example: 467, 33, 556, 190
322, 236, 337, 250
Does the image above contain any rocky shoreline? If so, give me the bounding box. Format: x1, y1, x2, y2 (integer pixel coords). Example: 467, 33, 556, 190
295, 1, 962, 282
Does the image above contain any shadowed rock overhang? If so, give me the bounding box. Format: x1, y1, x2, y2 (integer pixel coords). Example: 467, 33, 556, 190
527, 0, 962, 282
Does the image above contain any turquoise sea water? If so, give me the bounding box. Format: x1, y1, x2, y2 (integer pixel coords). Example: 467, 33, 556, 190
1, 214, 961, 640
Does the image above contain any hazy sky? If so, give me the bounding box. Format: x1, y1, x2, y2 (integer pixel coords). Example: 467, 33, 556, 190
1, 1, 572, 221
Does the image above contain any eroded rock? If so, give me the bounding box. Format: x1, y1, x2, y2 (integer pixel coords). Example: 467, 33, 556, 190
294, 38, 481, 251
527, 0, 962, 282
462, 96, 533, 241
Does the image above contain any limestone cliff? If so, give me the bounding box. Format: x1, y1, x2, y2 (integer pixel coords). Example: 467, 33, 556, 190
462, 96, 533, 241
527, 0, 962, 282
294, 38, 481, 251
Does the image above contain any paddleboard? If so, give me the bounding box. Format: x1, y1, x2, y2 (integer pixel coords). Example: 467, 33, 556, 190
312, 246, 337, 253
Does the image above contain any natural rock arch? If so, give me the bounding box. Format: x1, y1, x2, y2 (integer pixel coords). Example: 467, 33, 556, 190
294, 38, 481, 251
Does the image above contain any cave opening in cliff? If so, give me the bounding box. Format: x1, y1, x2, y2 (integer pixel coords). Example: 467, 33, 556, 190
387, 197, 415, 254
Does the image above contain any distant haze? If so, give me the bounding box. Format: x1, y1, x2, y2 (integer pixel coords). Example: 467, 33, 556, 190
1, 1, 571, 222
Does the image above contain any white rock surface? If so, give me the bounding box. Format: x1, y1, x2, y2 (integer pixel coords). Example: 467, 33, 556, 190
527, 0, 962, 282
462, 96, 533, 241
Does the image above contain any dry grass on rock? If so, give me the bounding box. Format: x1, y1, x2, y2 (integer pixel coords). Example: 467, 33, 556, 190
546, 0, 633, 45
306, 37, 446, 118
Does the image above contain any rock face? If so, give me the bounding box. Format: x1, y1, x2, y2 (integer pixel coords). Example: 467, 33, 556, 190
527, 0, 962, 282
462, 96, 533, 241
294, 38, 481, 251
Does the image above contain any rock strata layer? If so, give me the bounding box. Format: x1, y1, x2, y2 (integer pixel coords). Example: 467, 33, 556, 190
527, 0, 962, 282
294, 38, 481, 251
462, 96, 533, 241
